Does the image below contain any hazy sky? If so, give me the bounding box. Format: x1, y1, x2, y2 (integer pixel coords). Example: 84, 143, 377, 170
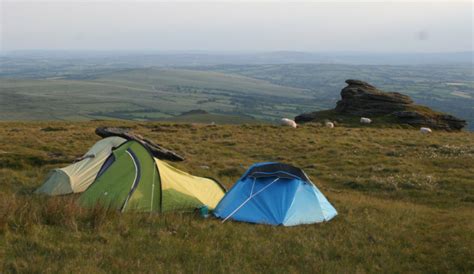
1, 1, 472, 52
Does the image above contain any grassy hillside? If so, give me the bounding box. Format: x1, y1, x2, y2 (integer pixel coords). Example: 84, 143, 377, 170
0, 68, 314, 122
1, 121, 472, 273
96, 68, 310, 98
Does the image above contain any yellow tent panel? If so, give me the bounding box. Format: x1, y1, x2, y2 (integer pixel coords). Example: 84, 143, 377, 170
155, 159, 225, 210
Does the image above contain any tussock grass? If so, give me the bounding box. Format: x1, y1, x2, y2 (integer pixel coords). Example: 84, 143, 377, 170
0, 121, 473, 273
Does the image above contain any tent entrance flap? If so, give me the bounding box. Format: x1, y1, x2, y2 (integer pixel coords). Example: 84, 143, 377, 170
222, 177, 279, 223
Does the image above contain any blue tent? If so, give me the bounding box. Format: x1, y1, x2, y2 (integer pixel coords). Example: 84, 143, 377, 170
214, 162, 337, 226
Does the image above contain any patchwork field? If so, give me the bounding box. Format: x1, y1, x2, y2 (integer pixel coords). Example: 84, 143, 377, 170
0, 68, 315, 122
1, 121, 473, 272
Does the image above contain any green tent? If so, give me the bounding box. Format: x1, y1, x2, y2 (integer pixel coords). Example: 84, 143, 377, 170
79, 140, 226, 212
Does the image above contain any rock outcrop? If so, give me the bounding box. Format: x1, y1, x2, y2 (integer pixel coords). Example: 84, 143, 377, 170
295, 80, 467, 131
335, 79, 413, 115
391, 111, 466, 131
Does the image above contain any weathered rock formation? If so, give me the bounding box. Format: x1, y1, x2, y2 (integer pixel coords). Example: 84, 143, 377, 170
295, 80, 466, 131
335, 79, 413, 115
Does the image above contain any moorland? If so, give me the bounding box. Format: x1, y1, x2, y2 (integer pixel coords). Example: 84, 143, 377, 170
1, 121, 473, 272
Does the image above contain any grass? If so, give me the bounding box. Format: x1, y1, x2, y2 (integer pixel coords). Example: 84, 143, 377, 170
0, 121, 473, 273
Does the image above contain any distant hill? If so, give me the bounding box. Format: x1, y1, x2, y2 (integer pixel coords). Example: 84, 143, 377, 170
0, 68, 314, 122
2, 51, 472, 70
95, 68, 310, 98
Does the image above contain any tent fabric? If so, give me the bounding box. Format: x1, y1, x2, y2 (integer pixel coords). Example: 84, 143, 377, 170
35, 137, 126, 195
156, 159, 225, 211
79, 140, 226, 213
214, 162, 337, 226
35, 169, 73, 195
79, 141, 161, 212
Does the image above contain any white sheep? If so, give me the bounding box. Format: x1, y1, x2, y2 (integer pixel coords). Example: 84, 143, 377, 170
281, 118, 297, 128
325, 122, 334, 128
360, 117, 372, 124
420, 127, 432, 134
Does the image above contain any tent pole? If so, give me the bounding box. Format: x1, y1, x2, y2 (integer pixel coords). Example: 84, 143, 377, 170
151, 164, 156, 212
121, 150, 139, 213
222, 177, 279, 223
